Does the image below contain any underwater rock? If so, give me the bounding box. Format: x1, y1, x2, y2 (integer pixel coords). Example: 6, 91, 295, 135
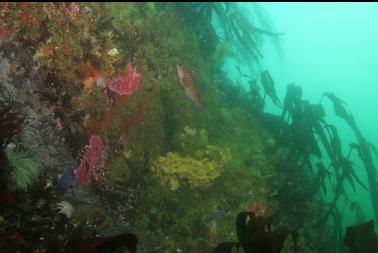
65, 232, 138, 253
0, 105, 24, 145
0, 187, 16, 207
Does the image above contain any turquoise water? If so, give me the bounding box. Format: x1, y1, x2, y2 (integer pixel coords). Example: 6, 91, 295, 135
260, 2, 378, 232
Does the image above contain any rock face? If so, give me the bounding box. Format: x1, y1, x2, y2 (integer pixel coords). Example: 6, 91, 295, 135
0, 3, 335, 253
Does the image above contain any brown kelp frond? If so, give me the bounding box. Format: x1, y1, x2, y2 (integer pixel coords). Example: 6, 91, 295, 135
275, 78, 365, 201
214, 211, 288, 253
260, 70, 281, 107
258, 73, 371, 249
175, 3, 281, 62
323, 91, 378, 223
247, 70, 281, 115
344, 220, 378, 253
281, 83, 303, 121
322, 92, 353, 124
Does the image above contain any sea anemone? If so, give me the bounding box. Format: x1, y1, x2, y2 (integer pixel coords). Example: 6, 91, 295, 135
5, 144, 39, 190
56, 201, 74, 218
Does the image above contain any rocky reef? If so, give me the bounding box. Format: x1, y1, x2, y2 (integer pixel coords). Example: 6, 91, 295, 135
0, 3, 365, 253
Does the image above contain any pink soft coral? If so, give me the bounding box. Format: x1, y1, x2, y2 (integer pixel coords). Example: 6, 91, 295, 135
107, 63, 141, 96
61, 2, 80, 19
75, 135, 105, 185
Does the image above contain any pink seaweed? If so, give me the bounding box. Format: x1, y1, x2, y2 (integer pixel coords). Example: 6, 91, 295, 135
75, 135, 105, 185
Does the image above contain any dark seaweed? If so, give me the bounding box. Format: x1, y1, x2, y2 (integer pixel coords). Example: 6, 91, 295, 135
214, 211, 288, 253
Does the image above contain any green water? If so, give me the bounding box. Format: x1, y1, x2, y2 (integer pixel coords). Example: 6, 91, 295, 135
260, 2, 378, 229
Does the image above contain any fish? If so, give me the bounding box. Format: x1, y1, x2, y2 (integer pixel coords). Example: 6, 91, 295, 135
177, 65, 204, 108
